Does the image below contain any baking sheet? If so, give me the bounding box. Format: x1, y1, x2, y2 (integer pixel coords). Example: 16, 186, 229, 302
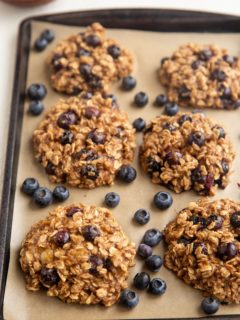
3, 20, 240, 319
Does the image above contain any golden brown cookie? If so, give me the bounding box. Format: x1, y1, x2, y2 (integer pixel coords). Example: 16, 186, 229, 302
49, 23, 133, 95
32, 92, 136, 188
164, 198, 240, 304
20, 203, 136, 306
140, 112, 235, 196
159, 43, 240, 109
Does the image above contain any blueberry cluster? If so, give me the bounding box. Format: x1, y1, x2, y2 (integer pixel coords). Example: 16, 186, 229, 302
34, 29, 55, 52
21, 177, 69, 207
155, 93, 179, 116
27, 83, 47, 116
120, 227, 167, 308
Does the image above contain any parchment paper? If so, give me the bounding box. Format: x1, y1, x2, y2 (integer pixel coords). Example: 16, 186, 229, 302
3, 21, 240, 320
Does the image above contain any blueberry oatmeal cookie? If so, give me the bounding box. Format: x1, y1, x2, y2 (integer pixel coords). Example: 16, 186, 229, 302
140, 112, 235, 196
49, 23, 133, 95
159, 43, 240, 109
32, 92, 136, 188
20, 203, 136, 306
164, 198, 240, 304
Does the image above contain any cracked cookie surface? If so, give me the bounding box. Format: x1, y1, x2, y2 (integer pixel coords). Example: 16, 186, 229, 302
32, 92, 136, 188
159, 43, 240, 109
49, 22, 133, 95
164, 198, 240, 304
20, 203, 136, 306
140, 112, 235, 196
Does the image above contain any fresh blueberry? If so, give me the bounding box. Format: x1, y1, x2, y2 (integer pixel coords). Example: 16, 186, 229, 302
34, 38, 48, 52
21, 177, 39, 196
121, 76, 137, 91
137, 243, 153, 258
148, 278, 167, 295
133, 209, 150, 225
40, 29, 55, 43
53, 186, 70, 202
82, 225, 100, 241
145, 255, 163, 272
54, 230, 70, 247
230, 211, 240, 228
119, 289, 139, 309
164, 102, 179, 116
85, 34, 101, 47
153, 191, 173, 210
142, 228, 162, 247
133, 272, 150, 290
117, 165, 137, 183
155, 94, 168, 107
198, 49, 213, 61
188, 131, 205, 147
201, 297, 220, 315
33, 187, 53, 207
28, 101, 44, 116
133, 118, 146, 132
134, 91, 149, 107
40, 267, 60, 286
107, 45, 121, 59
104, 192, 120, 208
27, 83, 47, 100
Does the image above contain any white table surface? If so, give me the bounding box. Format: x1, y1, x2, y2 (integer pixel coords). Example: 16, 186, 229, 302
0, 0, 240, 196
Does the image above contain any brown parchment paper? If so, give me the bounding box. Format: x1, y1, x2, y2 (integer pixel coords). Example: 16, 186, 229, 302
3, 21, 240, 320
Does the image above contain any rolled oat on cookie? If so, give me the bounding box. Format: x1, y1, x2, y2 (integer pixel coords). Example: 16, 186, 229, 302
20, 203, 136, 306
164, 198, 240, 304
32, 92, 136, 188
140, 112, 235, 196
159, 43, 240, 109
49, 22, 133, 95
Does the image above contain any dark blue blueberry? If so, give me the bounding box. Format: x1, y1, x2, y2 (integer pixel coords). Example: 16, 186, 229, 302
40, 29, 55, 43
87, 130, 106, 145
133, 272, 150, 290
57, 110, 78, 129
27, 83, 47, 100
206, 215, 223, 230
53, 186, 70, 202
223, 54, 237, 66
107, 45, 121, 59
133, 118, 146, 132
148, 278, 167, 295
201, 297, 220, 315
164, 102, 179, 116
21, 177, 39, 196
33, 187, 53, 207
178, 114, 192, 125
119, 289, 139, 308
217, 242, 237, 261
117, 165, 137, 183
153, 191, 173, 210
178, 85, 191, 100
34, 38, 48, 52
134, 91, 149, 107
121, 76, 137, 91
155, 94, 168, 107
54, 230, 70, 246
137, 243, 153, 258
66, 206, 81, 218
191, 60, 202, 70
230, 211, 240, 228
40, 267, 60, 286
188, 131, 205, 147
76, 48, 91, 57
81, 165, 99, 180
60, 130, 74, 145
104, 192, 120, 208
28, 101, 44, 116
133, 209, 150, 225
82, 225, 100, 241
145, 255, 163, 272
211, 69, 226, 82
198, 49, 213, 61
165, 151, 182, 165
142, 228, 162, 247
85, 34, 101, 47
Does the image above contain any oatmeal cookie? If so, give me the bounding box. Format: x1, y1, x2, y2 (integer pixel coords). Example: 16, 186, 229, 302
164, 198, 240, 304
20, 203, 136, 306
159, 43, 240, 109
32, 92, 136, 188
49, 22, 133, 95
140, 112, 235, 195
